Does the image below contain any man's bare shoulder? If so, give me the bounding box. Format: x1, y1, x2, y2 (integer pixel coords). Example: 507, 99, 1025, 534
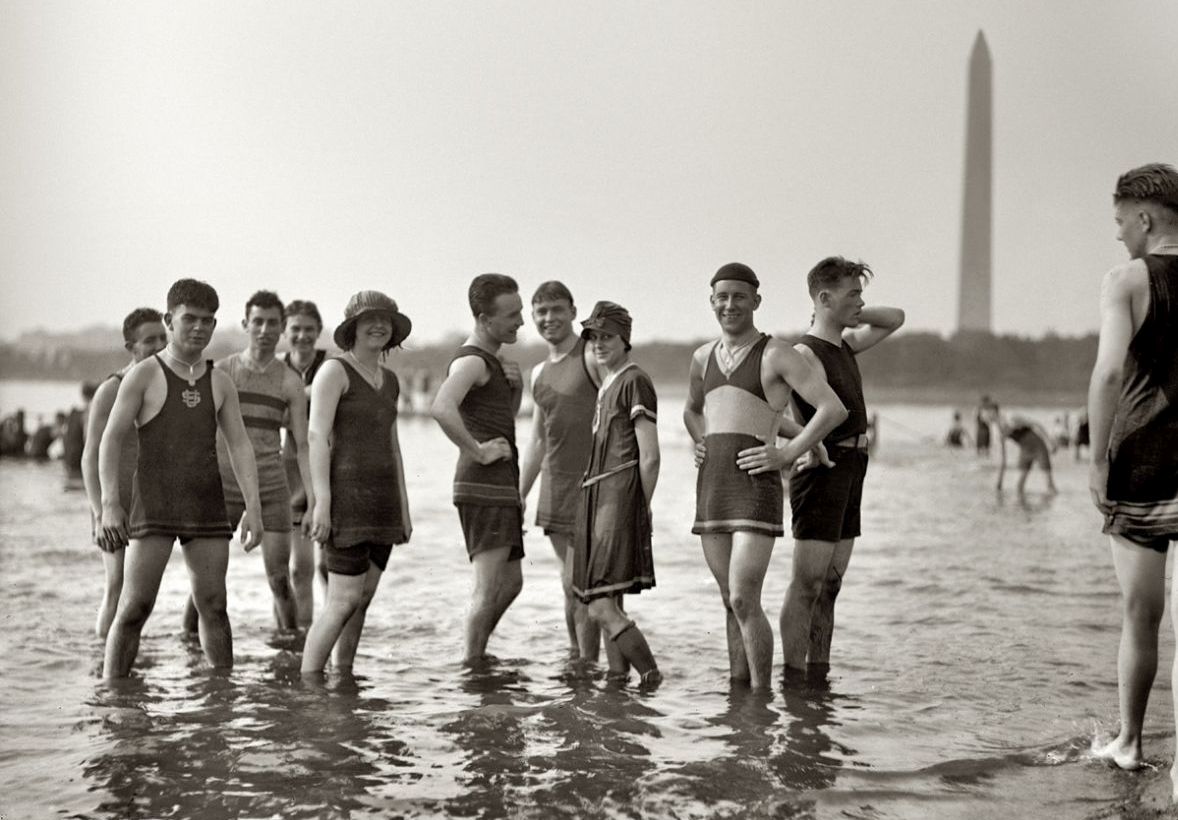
122, 356, 161, 389
1103, 259, 1149, 296
690, 340, 715, 366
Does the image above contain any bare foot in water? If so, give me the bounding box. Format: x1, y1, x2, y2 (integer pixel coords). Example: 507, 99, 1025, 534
1093, 735, 1143, 770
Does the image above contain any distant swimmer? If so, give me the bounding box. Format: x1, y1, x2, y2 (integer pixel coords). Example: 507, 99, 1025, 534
984, 406, 1058, 496
1073, 410, 1090, 462
431, 274, 526, 665
282, 299, 330, 627
98, 279, 263, 679
778, 257, 905, 675
518, 281, 603, 660
571, 302, 662, 686
945, 411, 970, 449
1086, 163, 1178, 779
81, 308, 168, 638
301, 291, 413, 675
684, 263, 846, 689
974, 395, 993, 455
186, 291, 315, 633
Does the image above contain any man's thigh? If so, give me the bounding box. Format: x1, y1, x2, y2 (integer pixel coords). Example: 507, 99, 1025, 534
828, 538, 856, 579
122, 536, 176, 602
792, 539, 840, 587
700, 533, 734, 590
729, 531, 775, 591
260, 530, 292, 573
471, 546, 514, 589
548, 531, 572, 564
181, 538, 230, 598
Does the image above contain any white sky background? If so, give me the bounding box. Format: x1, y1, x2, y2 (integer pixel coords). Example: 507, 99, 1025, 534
2, 2, 1176, 346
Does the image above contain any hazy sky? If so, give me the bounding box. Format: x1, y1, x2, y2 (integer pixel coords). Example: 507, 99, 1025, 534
2, 1, 1175, 346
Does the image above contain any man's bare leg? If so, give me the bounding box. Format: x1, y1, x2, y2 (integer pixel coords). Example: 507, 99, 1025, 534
182, 537, 233, 669
552, 532, 601, 661
466, 547, 516, 663
780, 539, 838, 672
729, 532, 775, 689
1094, 534, 1166, 771
103, 535, 173, 678
1168, 540, 1178, 800
290, 529, 316, 628
96, 549, 126, 639
486, 558, 524, 637
701, 534, 749, 683
260, 530, 298, 629
807, 537, 855, 665
332, 563, 383, 671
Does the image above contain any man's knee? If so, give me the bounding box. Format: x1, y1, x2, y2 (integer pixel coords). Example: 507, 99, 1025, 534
191, 588, 228, 616
117, 595, 156, 629
1124, 593, 1165, 628
819, 569, 844, 601
266, 568, 293, 597
291, 561, 315, 588
728, 588, 762, 621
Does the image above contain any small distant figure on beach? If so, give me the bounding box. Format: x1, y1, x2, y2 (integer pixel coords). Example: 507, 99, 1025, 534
1051, 413, 1072, 449
0, 409, 28, 457
61, 381, 95, 487
945, 411, 970, 448
1086, 162, 1178, 782
983, 405, 1057, 496
974, 395, 994, 456
1073, 410, 1090, 462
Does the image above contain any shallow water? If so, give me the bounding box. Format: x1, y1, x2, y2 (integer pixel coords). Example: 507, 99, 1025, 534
0, 391, 1172, 819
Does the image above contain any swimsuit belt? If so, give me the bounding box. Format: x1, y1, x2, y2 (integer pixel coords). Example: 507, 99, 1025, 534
833, 433, 869, 450
581, 459, 639, 488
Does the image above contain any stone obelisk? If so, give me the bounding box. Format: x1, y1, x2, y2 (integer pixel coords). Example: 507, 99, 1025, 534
958, 30, 992, 333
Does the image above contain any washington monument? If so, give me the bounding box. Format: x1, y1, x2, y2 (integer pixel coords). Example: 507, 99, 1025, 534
958, 30, 992, 333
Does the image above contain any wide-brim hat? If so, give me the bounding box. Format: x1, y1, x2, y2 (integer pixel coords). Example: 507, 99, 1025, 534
333, 290, 412, 351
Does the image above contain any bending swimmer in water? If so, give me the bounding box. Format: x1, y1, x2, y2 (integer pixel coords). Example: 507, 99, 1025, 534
982, 405, 1058, 496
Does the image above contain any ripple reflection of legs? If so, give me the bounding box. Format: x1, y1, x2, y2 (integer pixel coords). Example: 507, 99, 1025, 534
1093, 534, 1167, 771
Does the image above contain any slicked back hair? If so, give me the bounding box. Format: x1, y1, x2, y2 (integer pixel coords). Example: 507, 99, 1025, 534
245, 289, 284, 318
469, 273, 519, 318
1114, 163, 1178, 221
122, 307, 163, 343
284, 299, 323, 330
166, 278, 219, 313
807, 256, 873, 299
531, 280, 574, 308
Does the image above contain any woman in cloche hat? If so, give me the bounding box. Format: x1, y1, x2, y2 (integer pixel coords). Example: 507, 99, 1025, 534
301, 291, 413, 675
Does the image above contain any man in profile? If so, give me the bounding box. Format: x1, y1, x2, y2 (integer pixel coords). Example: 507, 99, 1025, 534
99, 278, 263, 678
1087, 163, 1178, 777
774, 257, 904, 676
431, 274, 526, 664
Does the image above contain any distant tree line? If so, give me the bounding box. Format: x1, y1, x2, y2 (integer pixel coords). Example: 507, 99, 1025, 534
0, 330, 1098, 402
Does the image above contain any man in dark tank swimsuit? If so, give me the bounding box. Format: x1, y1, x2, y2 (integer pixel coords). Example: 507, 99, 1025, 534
97, 279, 263, 679
431, 274, 526, 665
774, 257, 904, 676
1087, 163, 1178, 783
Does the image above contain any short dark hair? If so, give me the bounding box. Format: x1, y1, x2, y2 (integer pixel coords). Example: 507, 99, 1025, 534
245, 290, 284, 318
531, 280, 574, 307
807, 256, 873, 298
121, 307, 163, 343
469, 274, 519, 318
1114, 163, 1178, 218
166, 279, 219, 313
284, 299, 323, 330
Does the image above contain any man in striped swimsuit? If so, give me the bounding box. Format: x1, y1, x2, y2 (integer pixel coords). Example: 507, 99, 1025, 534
684, 263, 848, 689
203, 291, 314, 630
98, 278, 263, 678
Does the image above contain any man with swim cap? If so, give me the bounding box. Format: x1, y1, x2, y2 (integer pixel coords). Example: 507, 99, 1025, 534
772, 257, 904, 675
1087, 163, 1178, 778
685, 262, 847, 689
431, 274, 526, 664
519, 280, 603, 660
98, 278, 263, 678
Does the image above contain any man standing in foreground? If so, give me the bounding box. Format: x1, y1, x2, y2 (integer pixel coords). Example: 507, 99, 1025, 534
1087, 163, 1178, 779
685, 263, 847, 689
431, 274, 526, 664
519, 281, 603, 660
772, 257, 904, 675
99, 278, 263, 678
